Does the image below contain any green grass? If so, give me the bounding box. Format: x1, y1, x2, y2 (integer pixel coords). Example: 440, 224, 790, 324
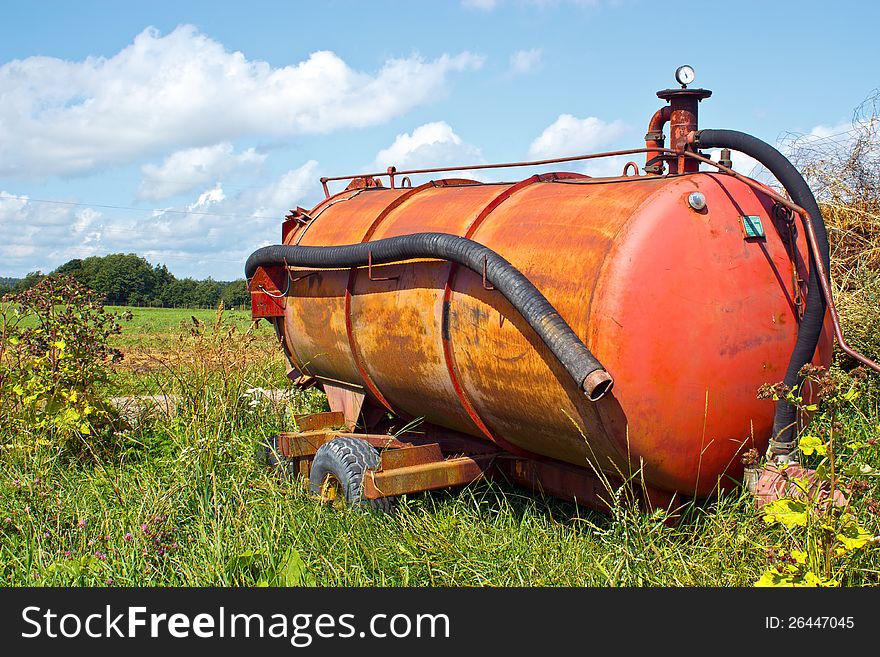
0, 443, 775, 586
107, 305, 271, 350
1, 306, 879, 587
103, 305, 285, 396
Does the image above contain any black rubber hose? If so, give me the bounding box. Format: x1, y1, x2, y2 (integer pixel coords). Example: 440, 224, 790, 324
245, 232, 613, 400
695, 129, 830, 457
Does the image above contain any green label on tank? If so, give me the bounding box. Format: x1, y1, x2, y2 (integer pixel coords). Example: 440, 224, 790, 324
741, 215, 765, 238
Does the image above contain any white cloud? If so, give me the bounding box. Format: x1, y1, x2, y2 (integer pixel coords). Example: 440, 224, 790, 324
804, 122, 853, 141
188, 184, 227, 210
528, 114, 627, 159
370, 122, 483, 172
0, 191, 101, 269
0, 25, 484, 178
730, 152, 762, 177
0, 160, 322, 279
138, 143, 265, 201
508, 48, 542, 76
115, 161, 322, 278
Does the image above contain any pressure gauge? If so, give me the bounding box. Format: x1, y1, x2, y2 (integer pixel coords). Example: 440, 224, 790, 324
675, 65, 695, 87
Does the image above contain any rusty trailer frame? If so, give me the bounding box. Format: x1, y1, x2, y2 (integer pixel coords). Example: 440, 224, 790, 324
269, 411, 676, 513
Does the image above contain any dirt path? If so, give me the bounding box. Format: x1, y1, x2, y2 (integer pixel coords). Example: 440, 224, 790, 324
108, 388, 299, 421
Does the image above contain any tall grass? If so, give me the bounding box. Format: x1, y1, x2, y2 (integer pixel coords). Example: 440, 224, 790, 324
1, 303, 877, 586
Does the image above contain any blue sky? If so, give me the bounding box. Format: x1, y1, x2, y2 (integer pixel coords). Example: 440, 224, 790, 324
1, 0, 876, 280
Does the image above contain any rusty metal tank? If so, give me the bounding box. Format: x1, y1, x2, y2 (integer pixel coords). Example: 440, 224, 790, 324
272, 168, 832, 498
245, 69, 858, 503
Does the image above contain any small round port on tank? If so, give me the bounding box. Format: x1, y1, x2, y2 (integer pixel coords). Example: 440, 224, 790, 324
687, 191, 707, 211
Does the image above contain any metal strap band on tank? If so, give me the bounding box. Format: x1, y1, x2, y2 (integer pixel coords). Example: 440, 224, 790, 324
275, 191, 370, 379
442, 172, 588, 459
343, 180, 479, 415
270, 314, 310, 384
293, 189, 368, 246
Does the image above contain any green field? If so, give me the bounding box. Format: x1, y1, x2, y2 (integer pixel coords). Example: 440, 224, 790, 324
101, 305, 286, 395
107, 305, 272, 348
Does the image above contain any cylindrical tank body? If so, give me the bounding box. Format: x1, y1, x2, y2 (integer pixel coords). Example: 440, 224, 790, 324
279, 172, 832, 497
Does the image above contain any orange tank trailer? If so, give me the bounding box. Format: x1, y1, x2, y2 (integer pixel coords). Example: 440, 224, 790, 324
247, 69, 858, 512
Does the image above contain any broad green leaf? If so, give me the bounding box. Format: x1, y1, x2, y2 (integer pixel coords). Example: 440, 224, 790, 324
804, 571, 839, 587
836, 524, 873, 551
755, 568, 790, 587
276, 548, 315, 587
787, 476, 814, 493
225, 549, 265, 575
841, 462, 873, 477
762, 499, 809, 528
755, 567, 837, 588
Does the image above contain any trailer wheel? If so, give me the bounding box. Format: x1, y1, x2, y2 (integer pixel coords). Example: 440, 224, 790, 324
256, 435, 301, 481
309, 437, 393, 512
256, 434, 282, 468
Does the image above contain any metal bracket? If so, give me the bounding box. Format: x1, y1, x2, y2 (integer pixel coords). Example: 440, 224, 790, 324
644, 154, 666, 175
622, 161, 640, 177
367, 251, 399, 282
482, 255, 494, 291
285, 207, 313, 225
290, 271, 318, 283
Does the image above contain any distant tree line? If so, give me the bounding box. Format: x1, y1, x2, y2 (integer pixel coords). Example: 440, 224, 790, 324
0, 254, 251, 310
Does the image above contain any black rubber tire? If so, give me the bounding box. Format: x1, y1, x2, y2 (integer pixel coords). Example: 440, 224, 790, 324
256, 434, 282, 468
308, 437, 393, 512
256, 435, 300, 480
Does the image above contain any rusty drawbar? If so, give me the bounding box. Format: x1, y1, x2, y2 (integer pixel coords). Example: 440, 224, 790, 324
247, 67, 879, 513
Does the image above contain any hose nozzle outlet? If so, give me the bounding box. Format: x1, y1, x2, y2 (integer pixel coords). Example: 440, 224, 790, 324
583, 369, 614, 401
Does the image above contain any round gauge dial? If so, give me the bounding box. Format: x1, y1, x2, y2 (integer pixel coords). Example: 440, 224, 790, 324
675, 65, 695, 86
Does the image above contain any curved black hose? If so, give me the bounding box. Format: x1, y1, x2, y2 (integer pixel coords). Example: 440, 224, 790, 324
246, 232, 613, 400
695, 129, 830, 457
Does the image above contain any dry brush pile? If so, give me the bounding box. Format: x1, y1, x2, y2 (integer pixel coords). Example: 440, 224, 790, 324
782, 88, 880, 363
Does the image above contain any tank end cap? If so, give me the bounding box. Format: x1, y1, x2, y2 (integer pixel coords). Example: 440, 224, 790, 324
583, 370, 614, 402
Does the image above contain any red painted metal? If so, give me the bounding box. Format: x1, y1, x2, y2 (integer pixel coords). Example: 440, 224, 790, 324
294, 411, 346, 432
248, 266, 287, 318
644, 105, 672, 173
379, 443, 444, 470
678, 145, 880, 375
656, 88, 712, 173
323, 384, 366, 430
343, 181, 444, 415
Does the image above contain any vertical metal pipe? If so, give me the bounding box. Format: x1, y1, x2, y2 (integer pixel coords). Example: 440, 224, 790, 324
656, 88, 712, 173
